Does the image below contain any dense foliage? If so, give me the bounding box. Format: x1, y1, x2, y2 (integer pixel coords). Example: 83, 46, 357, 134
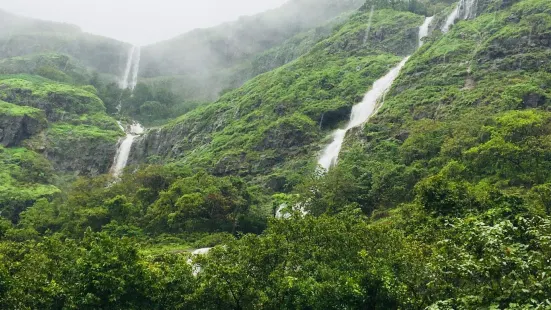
1, 0, 551, 308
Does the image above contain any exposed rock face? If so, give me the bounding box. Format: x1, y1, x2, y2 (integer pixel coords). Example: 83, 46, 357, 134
316, 106, 351, 130
129, 122, 210, 166
0, 78, 120, 176
44, 135, 119, 176
0, 113, 46, 146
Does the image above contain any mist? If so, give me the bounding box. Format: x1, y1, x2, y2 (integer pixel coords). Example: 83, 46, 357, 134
0, 0, 366, 109
0, 0, 289, 45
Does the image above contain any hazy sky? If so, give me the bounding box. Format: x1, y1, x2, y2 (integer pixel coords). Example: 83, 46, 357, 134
0, 0, 289, 45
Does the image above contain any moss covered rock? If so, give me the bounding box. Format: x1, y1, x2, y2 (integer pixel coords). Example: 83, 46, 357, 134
44, 123, 121, 176
0, 100, 47, 146
0, 75, 105, 122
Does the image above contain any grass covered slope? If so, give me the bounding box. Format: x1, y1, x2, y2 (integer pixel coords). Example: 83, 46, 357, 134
0, 74, 122, 175
0, 146, 60, 223
0, 53, 100, 85
335, 0, 551, 211
132, 8, 426, 189
0, 74, 122, 226
0, 75, 105, 120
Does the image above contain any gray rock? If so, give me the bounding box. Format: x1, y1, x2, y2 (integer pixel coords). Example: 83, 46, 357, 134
0, 112, 46, 147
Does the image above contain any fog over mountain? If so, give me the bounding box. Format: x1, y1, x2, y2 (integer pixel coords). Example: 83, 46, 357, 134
1, 0, 551, 307
0, 0, 289, 44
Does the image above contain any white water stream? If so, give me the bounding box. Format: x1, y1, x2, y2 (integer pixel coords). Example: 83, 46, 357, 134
119, 45, 141, 90
419, 16, 435, 47
129, 46, 141, 90
363, 6, 375, 45
441, 5, 460, 33
119, 47, 135, 90
317, 58, 409, 170
187, 248, 213, 276
110, 122, 144, 177
111, 45, 144, 177
318, 16, 435, 171
441, 0, 478, 33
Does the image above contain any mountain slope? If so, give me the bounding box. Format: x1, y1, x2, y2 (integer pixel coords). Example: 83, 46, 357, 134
335, 0, 551, 210
0, 10, 130, 78
1, 1, 551, 308
132, 0, 551, 197
0, 73, 123, 222
139, 0, 366, 102
131, 7, 427, 190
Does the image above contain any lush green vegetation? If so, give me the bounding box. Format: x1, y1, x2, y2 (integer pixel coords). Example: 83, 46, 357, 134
0, 75, 105, 118
133, 8, 426, 190
0, 100, 43, 118
1, 0, 551, 308
0, 146, 60, 223
0, 53, 95, 85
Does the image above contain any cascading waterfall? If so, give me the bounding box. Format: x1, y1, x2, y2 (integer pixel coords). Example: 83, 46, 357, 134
119, 46, 136, 89
111, 46, 144, 177
188, 248, 213, 276
419, 16, 435, 47
441, 5, 460, 33
129, 46, 141, 90
317, 58, 409, 170
119, 45, 141, 90
463, 0, 478, 20
110, 122, 144, 177
317, 16, 435, 171
441, 0, 478, 33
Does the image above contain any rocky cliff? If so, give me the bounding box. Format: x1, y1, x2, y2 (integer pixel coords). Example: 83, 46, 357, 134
0, 100, 47, 147
0, 75, 122, 176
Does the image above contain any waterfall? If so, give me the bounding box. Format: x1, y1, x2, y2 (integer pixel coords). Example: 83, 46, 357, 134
318, 16, 435, 171
463, 0, 478, 20
441, 5, 460, 33
318, 129, 347, 170
363, 6, 375, 45
112, 45, 144, 178
110, 122, 144, 177
119, 46, 136, 89
441, 0, 478, 33
419, 16, 435, 47
129, 46, 141, 90
192, 248, 212, 255
317, 58, 409, 171
188, 248, 212, 276
119, 45, 141, 90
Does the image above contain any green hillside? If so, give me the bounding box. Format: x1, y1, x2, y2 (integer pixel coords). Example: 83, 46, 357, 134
131, 8, 426, 189
0, 73, 123, 224
0, 0, 550, 308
